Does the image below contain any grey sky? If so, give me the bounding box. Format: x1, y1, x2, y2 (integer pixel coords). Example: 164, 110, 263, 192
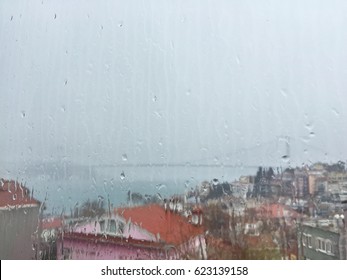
1, 0, 347, 172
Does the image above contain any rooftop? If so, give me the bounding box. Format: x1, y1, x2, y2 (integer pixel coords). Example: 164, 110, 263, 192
0, 179, 40, 209
42, 217, 63, 230
115, 204, 204, 246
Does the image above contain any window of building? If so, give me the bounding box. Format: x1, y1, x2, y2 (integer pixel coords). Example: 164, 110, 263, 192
109, 220, 116, 233
307, 235, 312, 248
302, 234, 307, 247
325, 240, 333, 255
317, 238, 326, 252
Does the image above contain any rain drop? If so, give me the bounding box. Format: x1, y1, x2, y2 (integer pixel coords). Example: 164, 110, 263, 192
332, 108, 340, 117
154, 111, 162, 118
21, 111, 26, 118
120, 171, 125, 180
281, 156, 290, 164
280, 89, 288, 98
156, 183, 166, 190
122, 154, 128, 161
305, 122, 313, 131
153, 96, 157, 102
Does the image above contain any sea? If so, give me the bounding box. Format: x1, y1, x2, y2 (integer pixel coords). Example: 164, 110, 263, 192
3, 165, 258, 215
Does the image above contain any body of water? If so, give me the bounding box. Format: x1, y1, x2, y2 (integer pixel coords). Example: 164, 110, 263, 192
2, 165, 258, 214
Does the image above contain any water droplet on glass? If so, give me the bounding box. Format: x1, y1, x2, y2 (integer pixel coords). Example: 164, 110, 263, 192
61, 106, 66, 112
300, 137, 309, 144
280, 89, 288, 98
309, 132, 315, 137
120, 171, 125, 180
64, 80, 68, 85
54, 13, 57, 19
21, 111, 26, 118
10, 16, 13, 21
154, 111, 162, 118
281, 156, 290, 164
122, 154, 128, 161
118, 21, 123, 27
186, 89, 191, 96
236, 55, 241, 65
213, 157, 220, 165
305, 122, 313, 131
153, 96, 157, 102
332, 108, 340, 117
156, 183, 166, 190
12, 194, 17, 200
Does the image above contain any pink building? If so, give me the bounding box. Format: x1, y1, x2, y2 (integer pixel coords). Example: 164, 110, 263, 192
57, 204, 206, 260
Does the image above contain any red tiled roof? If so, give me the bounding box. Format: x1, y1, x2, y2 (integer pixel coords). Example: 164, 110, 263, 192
115, 204, 204, 246
0, 179, 40, 208
42, 217, 63, 230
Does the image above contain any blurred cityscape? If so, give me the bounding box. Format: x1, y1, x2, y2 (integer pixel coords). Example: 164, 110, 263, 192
1, 160, 347, 260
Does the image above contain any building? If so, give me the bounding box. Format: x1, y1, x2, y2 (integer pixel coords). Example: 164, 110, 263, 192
57, 232, 170, 260
308, 170, 327, 195
57, 203, 206, 260
327, 172, 347, 193
0, 179, 40, 259
294, 169, 309, 198
298, 218, 346, 260
40, 217, 63, 259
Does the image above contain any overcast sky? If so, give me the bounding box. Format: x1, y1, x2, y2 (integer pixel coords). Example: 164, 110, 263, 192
1, 0, 347, 172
